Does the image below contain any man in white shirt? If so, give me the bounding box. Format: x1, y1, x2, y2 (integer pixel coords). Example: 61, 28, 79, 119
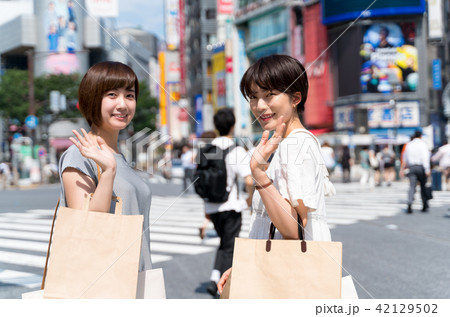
401, 131, 431, 213
203, 108, 253, 297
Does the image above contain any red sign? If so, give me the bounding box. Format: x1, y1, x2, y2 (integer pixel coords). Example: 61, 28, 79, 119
218, 0, 233, 15
226, 57, 233, 73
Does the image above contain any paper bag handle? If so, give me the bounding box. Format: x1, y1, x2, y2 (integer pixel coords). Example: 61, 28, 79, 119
267, 214, 305, 252
268, 214, 304, 240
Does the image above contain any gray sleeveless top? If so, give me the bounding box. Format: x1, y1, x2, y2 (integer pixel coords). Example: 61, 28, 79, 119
58, 145, 153, 271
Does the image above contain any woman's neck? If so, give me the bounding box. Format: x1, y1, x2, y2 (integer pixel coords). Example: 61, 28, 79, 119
89, 125, 120, 153
283, 116, 304, 138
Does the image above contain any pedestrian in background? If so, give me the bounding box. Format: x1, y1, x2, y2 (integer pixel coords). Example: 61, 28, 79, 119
321, 141, 335, 176
381, 145, 396, 186
340, 145, 352, 183
203, 108, 253, 298
217, 54, 335, 293
60, 61, 153, 272
195, 130, 217, 240
431, 140, 450, 191
180, 144, 195, 192
401, 130, 431, 213
359, 146, 373, 187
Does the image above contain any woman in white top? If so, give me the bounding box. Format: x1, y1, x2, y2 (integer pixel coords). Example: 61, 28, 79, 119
217, 54, 335, 293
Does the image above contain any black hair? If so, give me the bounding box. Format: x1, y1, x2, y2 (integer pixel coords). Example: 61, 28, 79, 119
213, 108, 236, 136
240, 54, 308, 116
413, 130, 422, 139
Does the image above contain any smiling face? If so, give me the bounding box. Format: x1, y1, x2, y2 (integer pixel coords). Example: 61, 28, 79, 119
248, 84, 298, 131
99, 87, 136, 132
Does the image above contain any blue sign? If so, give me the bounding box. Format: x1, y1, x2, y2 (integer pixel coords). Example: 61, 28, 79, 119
25, 115, 39, 129
432, 59, 442, 90
195, 94, 203, 137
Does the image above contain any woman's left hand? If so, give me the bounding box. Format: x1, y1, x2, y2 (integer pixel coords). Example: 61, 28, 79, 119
251, 116, 286, 180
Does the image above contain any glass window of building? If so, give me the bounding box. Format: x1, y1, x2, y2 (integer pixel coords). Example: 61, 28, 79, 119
249, 10, 287, 44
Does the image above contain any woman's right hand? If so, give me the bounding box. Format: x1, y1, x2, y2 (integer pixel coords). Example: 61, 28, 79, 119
69, 128, 116, 173
217, 268, 232, 294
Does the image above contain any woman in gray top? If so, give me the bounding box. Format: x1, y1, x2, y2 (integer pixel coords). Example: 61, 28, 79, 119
59, 61, 152, 271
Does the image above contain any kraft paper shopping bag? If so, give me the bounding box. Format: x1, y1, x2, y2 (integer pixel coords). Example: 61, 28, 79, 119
43, 196, 144, 299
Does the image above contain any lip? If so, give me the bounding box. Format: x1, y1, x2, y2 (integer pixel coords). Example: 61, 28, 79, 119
260, 113, 275, 122
112, 114, 128, 121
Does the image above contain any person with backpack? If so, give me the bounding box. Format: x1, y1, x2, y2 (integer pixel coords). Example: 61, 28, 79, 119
194, 108, 253, 297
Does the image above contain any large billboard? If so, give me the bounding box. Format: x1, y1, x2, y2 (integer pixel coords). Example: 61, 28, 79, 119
321, 0, 425, 25
360, 22, 418, 94
35, 0, 87, 75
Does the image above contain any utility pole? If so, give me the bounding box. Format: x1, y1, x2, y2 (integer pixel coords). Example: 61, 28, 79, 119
26, 50, 35, 116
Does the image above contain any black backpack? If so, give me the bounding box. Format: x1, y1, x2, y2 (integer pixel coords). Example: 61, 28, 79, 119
194, 143, 237, 203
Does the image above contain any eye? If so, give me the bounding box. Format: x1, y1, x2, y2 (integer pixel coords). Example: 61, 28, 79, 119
127, 93, 135, 99
248, 95, 256, 100
106, 92, 116, 97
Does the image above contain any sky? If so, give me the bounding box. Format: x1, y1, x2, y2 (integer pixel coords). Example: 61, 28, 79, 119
115, 0, 165, 40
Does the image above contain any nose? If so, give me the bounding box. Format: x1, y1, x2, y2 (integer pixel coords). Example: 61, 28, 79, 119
256, 97, 268, 112
116, 94, 126, 108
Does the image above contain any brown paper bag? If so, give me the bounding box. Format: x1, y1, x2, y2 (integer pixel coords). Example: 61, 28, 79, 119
43, 196, 144, 299
221, 236, 343, 299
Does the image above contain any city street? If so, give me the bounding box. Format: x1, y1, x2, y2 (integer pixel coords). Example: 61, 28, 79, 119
1, 178, 450, 299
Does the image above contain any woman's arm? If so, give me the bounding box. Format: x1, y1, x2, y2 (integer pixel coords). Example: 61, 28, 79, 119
251, 117, 307, 239
64, 128, 117, 212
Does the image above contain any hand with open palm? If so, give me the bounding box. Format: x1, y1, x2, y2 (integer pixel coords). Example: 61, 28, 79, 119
69, 128, 116, 173
251, 116, 287, 182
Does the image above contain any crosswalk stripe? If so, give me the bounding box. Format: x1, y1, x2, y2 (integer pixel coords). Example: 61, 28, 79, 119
0, 217, 52, 226
150, 242, 215, 255
0, 270, 42, 289
0, 223, 51, 233
0, 229, 50, 242
0, 250, 45, 269
0, 238, 48, 253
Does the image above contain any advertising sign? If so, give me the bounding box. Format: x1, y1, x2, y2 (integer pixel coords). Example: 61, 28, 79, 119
218, 0, 233, 15
360, 22, 418, 94
367, 101, 420, 128
212, 44, 226, 110
334, 106, 354, 130
321, 0, 425, 25
86, 0, 119, 17
428, 0, 444, 40
432, 59, 442, 90
165, 0, 180, 51
36, 0, 86, 75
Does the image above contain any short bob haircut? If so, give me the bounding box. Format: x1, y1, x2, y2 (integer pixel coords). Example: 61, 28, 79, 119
240, 55, 308, 116
78, 61, 139, 127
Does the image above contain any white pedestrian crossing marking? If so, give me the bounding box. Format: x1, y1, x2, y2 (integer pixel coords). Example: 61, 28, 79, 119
0, 270, 42, 289
2, 181, 450, 292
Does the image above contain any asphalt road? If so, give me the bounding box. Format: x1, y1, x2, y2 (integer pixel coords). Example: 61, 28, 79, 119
1, 179, 450, 299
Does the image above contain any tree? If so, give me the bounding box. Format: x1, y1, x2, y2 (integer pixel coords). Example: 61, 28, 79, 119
0, 70, 82, 124
0, 70, 29, 122
132, 80, 159, 133
34, 73, 81, 119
